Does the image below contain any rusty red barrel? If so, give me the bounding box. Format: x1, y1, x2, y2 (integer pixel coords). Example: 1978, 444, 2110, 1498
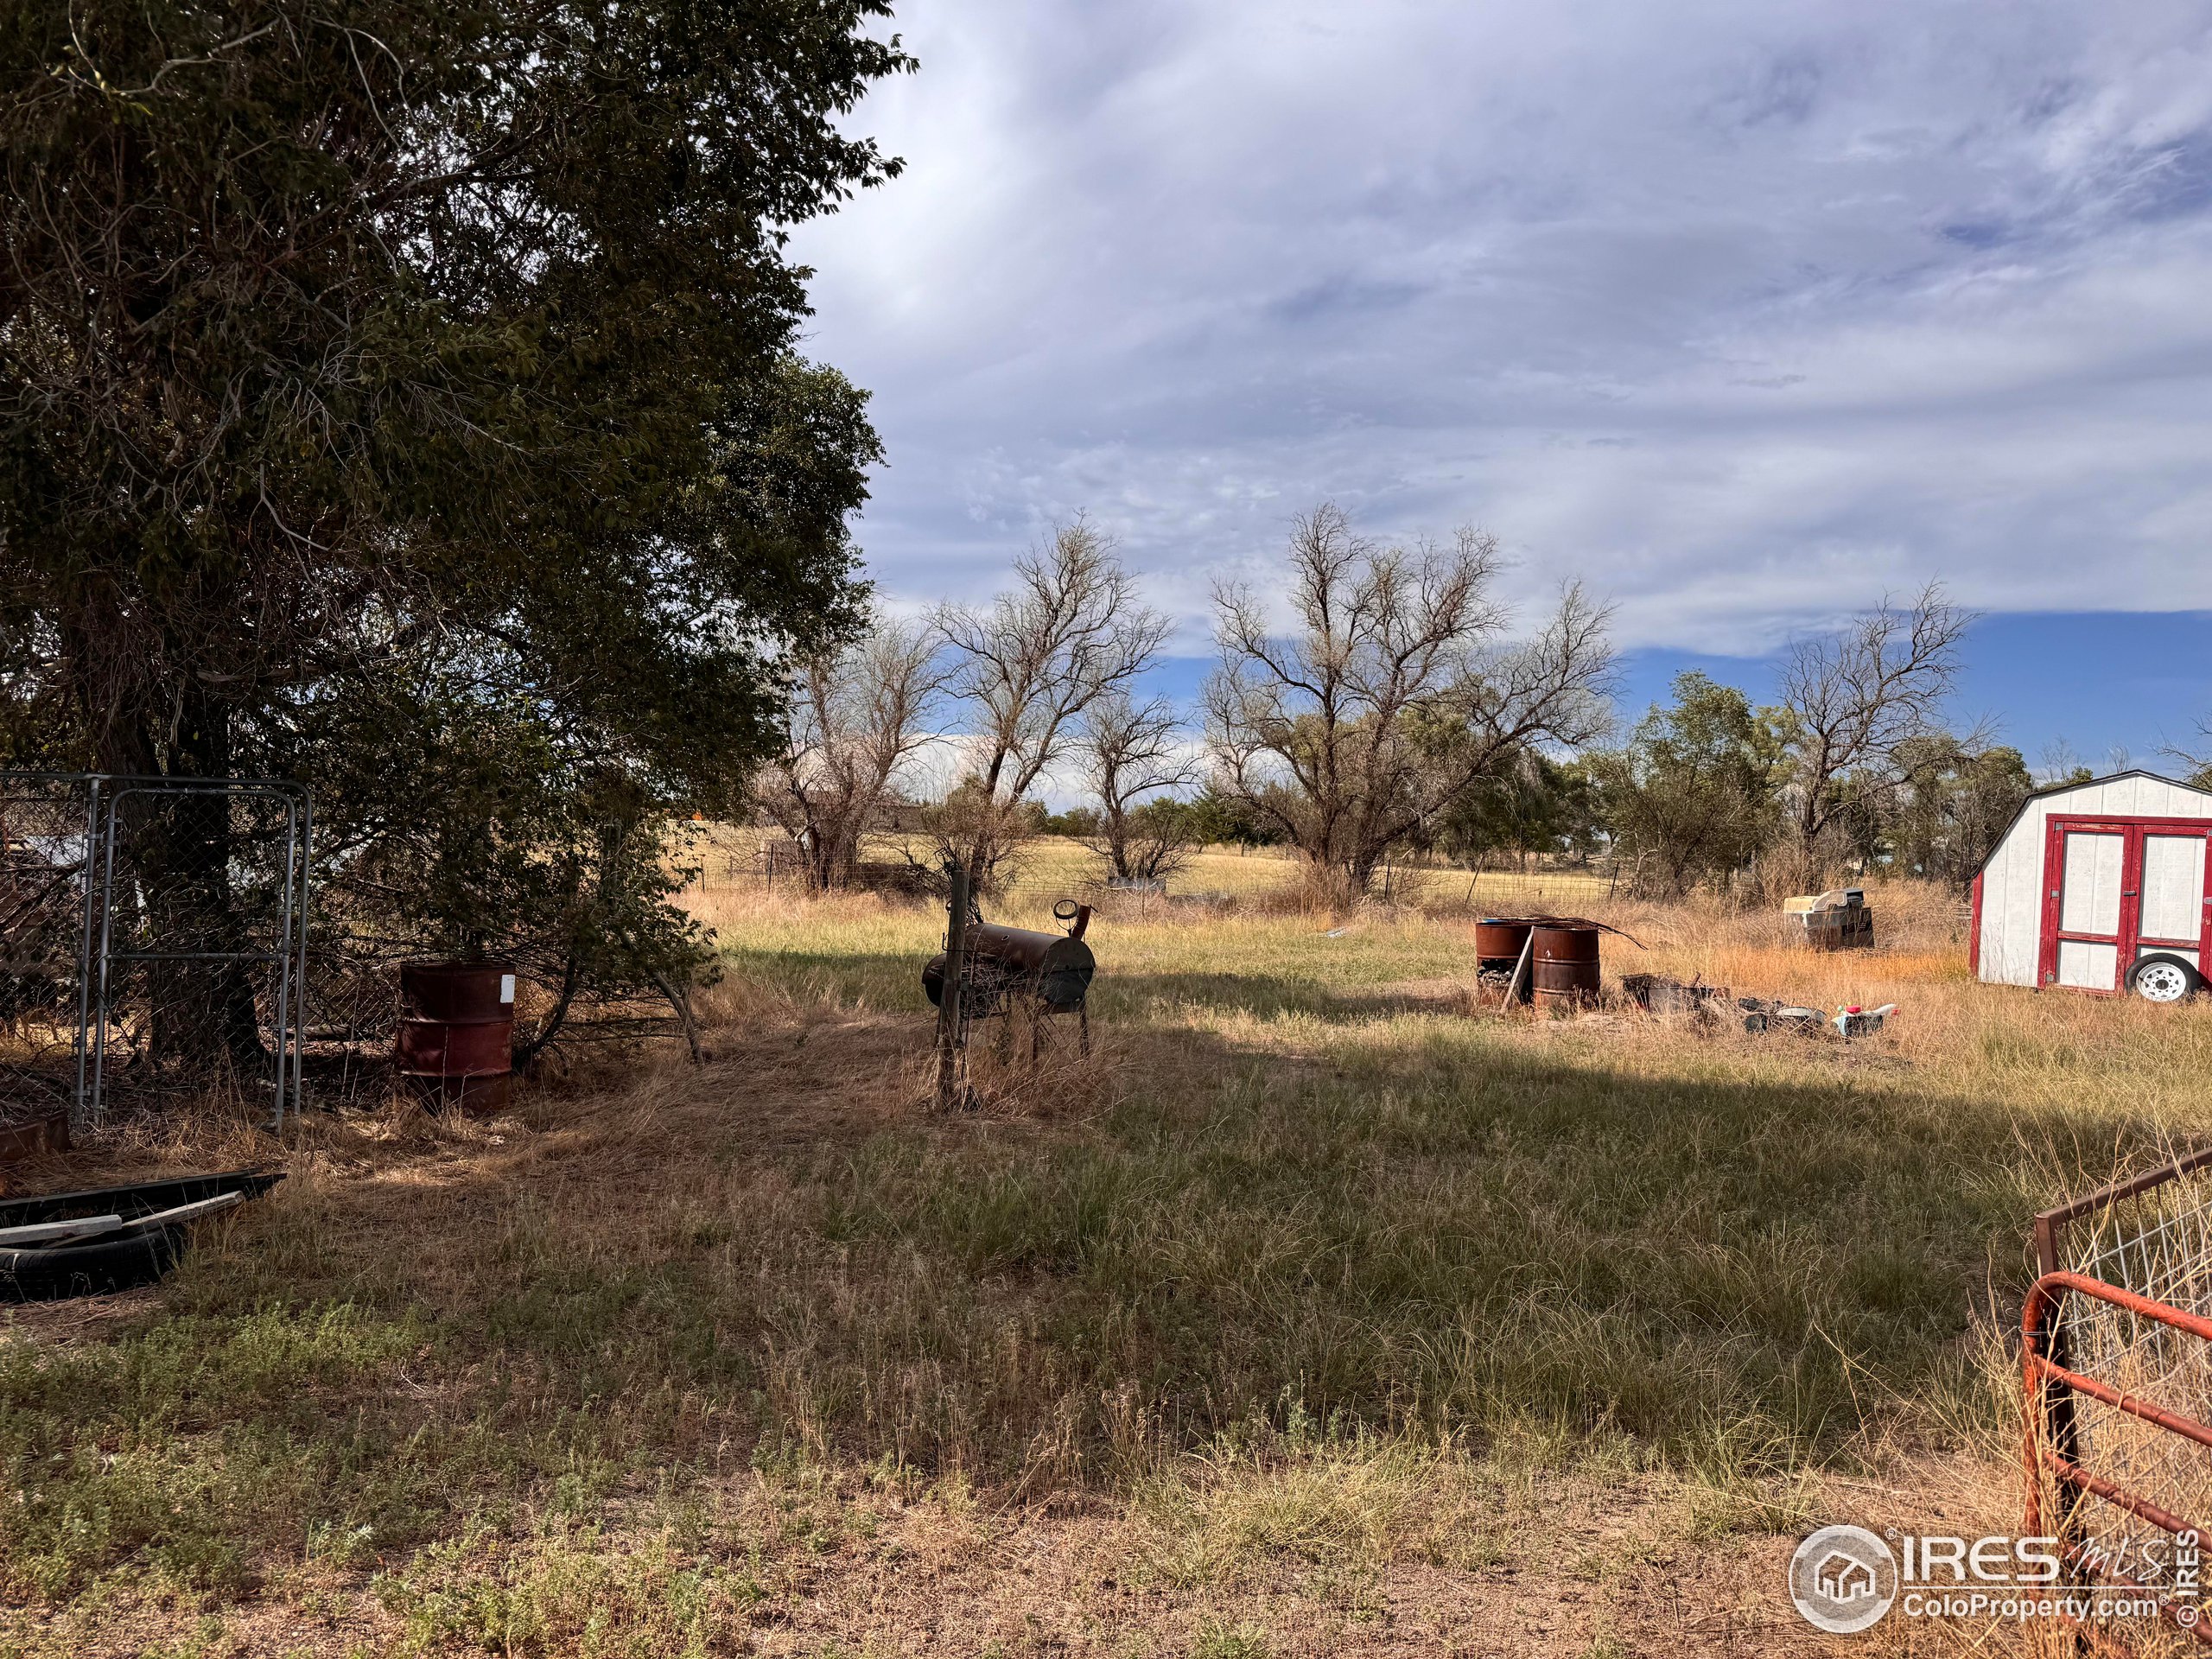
1475, 918, 1535, 1004
1531, 924, 1601, 1008
397, 962, 516, 1114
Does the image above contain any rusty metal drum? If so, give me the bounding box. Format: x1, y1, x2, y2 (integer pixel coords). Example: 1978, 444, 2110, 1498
1474, 918, 1533, 966
397, 962, 516, 1114
1475, 918, 1535, 1004
1530, 924, 1601, 1008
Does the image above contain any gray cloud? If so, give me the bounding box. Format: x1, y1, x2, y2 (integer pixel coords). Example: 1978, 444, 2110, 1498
791, 1, 2212, 653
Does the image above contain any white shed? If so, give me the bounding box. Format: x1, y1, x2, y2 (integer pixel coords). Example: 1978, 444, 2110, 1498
1973, 770, 2212, 998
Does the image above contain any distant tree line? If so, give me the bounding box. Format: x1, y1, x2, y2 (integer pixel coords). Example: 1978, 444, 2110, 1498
763, 506, 2028, 903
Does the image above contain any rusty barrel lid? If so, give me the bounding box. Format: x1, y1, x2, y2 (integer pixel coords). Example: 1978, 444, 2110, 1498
1474, 918, 1534, 962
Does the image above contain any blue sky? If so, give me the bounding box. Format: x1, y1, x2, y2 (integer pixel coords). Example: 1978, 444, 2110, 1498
1611, 612, 2212, 772
791, 3, 2212, 772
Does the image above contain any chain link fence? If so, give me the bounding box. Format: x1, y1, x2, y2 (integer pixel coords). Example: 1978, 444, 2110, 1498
0, 774, 100, 1122
0, 773, 309, 1132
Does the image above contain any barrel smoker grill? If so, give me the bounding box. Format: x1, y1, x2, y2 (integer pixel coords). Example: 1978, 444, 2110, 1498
924, 900, 1096, 1064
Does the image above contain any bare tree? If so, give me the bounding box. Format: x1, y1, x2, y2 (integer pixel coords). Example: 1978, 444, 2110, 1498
758, 613, 949, 890
1205, 503, 1612, 898
1078, 690, 1199, 882
2162, 724, 2212, 791
934, 521, 1171, 886
1777, 584, 1973, 868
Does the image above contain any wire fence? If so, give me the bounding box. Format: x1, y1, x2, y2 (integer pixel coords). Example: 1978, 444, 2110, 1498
0, 773, 309, 1131
0, 774, 99, 1122
2037, 1154, 2212, 1637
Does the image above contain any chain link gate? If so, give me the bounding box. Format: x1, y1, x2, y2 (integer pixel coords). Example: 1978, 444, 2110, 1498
0, 773, 101, 1122
0, 773, 309, 1132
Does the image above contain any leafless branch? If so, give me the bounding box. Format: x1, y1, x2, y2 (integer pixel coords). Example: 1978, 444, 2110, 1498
755, 612, 949, 889
1778, 582, 1974, 855
932, 520, 1169, 885
1077, 690, 1198, 881
1205, 504, 1612, 895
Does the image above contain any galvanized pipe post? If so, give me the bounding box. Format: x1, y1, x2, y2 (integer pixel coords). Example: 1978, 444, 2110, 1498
70, 774, 104, 1130
934, 859, 970, 1110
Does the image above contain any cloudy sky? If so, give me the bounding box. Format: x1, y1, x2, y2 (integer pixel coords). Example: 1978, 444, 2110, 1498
790, 1, 2212, 764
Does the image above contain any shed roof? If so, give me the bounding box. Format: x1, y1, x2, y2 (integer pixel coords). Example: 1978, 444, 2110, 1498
1974, 768, 2212, 880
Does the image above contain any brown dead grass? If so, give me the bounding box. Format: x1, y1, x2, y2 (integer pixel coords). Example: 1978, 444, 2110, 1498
3, 876, 2206, 1656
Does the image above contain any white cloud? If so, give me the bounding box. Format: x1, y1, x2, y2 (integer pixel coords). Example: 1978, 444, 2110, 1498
792, 0, 2212, 652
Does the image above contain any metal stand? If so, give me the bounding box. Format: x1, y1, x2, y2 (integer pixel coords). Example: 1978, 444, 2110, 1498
934, 859, 972, 1111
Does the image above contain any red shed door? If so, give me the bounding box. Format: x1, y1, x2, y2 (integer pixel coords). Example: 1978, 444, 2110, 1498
2049, 826, 2127, 990
2040, 817, 2212, 992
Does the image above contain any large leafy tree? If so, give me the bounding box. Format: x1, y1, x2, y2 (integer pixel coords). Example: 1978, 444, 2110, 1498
1433, 747, 1599, 871
0, 0, 906, 1057
1589, 671, 1790, 897
1844, 734, 2031, 886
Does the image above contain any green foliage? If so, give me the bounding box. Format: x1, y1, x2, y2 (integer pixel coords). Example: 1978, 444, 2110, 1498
1039, 806, 1102, 838
0, 0, 906, 1014
1433, 748, 1600, 867
1586, 673, 1791, 894
1852, 737, 2032, 884
1183, 785, 1284, 849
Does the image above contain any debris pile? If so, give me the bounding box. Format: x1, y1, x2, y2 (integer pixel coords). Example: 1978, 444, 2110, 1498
1621, 973, 1732, 1016
1737, 996, 1896, 1038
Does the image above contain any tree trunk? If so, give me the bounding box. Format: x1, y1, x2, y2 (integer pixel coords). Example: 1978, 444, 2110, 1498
133, 690, 268, 1081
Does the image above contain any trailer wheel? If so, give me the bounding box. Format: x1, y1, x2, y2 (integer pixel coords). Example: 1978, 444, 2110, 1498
2127, 954, 2202, 1005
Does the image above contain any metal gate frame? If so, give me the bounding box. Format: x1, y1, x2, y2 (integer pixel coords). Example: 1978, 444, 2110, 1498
2026, 1149, 2212, 1649
90, 779, 311, 1129
2025, 1273, 2212, 1647
0, 772, 310, 1130
0, 772, 104, 1117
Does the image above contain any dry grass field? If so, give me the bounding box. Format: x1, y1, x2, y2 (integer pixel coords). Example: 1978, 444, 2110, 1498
4, 843, 2211, 1656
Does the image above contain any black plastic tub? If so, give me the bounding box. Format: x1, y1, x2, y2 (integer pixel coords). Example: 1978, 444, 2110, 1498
0, 1170, 283, 1301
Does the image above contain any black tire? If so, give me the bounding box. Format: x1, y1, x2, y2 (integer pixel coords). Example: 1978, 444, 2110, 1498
2127, 953, 2203, 1005
0, 1224, 184, 1302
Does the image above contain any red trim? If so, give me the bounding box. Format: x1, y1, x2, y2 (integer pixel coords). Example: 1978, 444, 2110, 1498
2046, 813, 2212, 830
2037, 815, 2212, 993
2037, 823, 2070, 990
1969, 870, 1982, 977
2023, 1271, 2212, 1649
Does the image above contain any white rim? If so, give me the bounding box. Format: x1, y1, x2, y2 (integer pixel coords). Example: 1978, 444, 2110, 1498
2134, 962, 2193, 1003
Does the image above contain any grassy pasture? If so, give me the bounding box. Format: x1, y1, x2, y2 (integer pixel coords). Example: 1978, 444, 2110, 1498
3, 858, 2209, 1656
